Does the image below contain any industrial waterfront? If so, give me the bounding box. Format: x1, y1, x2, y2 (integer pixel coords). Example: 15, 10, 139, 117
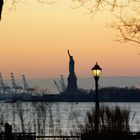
0, 50, 140, 103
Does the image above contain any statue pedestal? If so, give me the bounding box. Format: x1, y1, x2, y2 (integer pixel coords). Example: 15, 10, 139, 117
66, 74, 77, 94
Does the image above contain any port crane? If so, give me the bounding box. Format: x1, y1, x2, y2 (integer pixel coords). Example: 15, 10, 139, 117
0, 73, 4, 88
59, 75, 66, 92
54, 80, 61, 93
0, 73, 11, 93
11, 73, 23, 93
54, 75, 66, 93
22, 75, 34, 93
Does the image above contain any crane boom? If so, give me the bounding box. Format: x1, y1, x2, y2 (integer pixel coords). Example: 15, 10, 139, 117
54, 80, 61, 93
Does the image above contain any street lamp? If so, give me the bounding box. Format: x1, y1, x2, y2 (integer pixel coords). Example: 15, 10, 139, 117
91, 62, 102, 135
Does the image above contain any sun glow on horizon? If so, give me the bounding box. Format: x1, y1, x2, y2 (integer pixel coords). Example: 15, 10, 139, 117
0, 0, 140, 80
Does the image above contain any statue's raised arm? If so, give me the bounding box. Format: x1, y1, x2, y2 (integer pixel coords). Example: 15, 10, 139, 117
67, 50, 71, 57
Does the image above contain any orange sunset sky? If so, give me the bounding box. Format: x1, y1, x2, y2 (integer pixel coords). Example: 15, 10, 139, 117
0, 0, 140, 80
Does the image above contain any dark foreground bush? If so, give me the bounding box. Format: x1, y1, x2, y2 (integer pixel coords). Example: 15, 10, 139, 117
72, 105, 137, 140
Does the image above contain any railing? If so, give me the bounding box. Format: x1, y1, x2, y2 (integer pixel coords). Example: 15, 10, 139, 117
0, 133, 36, 140
36, 136, 80, 140
0, 133, 80, 140
1, 132, 140, 140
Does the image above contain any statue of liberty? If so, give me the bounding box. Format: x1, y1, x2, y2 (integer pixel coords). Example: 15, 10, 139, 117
67, 50, 75, 75
66, 50, 77, 93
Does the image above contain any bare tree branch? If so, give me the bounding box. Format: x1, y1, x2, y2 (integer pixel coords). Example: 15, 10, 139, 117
1, 0, 140, 44
112, 17, 140, 44
36, 0, 61, 4
72, 0, 140, 44
0, 0, 3, 20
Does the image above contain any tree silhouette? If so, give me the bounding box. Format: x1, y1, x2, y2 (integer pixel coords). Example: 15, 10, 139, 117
73, 0, 140, 44
1, 0, 140, 44
0, 0, 3, 21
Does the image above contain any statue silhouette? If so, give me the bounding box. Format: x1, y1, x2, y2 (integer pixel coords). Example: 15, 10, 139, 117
66, 50, 78, 93
67, 50, 75, 75
0, 0, 3, 21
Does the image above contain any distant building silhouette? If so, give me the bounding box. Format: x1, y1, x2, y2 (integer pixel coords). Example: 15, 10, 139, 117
66, 50, 78, 94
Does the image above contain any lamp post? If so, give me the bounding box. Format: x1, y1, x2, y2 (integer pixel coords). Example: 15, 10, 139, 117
91, 62, 102, 135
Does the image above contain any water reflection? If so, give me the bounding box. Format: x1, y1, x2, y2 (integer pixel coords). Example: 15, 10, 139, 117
0, 102, 139, 135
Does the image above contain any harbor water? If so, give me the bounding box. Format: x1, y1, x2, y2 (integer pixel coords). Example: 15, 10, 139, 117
0, 102, 140, 135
